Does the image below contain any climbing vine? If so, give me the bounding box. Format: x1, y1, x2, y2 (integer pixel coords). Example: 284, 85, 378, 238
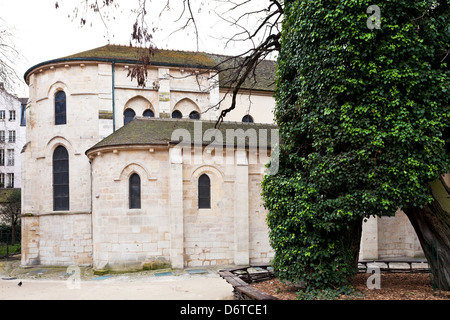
262, 0, 450, 291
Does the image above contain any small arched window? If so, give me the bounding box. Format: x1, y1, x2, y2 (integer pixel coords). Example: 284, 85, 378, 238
129, 173, 141, 209
124, 109, 136, 125
198, 174, 211, 209
172, 110, 182, 119
189, 111, 200, 120
143, 109, 155, 117
53, 146, 69, 211
55, 91, 67, 125
242, 115, 254, 123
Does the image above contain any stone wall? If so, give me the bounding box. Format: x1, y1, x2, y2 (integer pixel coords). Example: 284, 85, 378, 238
88, 145, 273, 270
90, 147, 171, 270
359, 210, 424, 260
21, 213, 92, 266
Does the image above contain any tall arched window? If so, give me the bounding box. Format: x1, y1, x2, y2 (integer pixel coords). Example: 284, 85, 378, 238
53, 146, 69, 211
143, 109, 155, 117
242, 115, 254, 123
129, 173, 141, 209
124, 109, 136, 125
55, 91, 67, 125
172, 110, 182, 119
189, 111, 200, 120
198, 174, 211, 209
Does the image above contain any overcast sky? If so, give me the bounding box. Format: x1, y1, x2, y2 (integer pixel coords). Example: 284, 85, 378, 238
1, 0, 270, 96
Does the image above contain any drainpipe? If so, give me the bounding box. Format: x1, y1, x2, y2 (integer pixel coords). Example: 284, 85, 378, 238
112, 61, 116, 132
89, 158, 94, 267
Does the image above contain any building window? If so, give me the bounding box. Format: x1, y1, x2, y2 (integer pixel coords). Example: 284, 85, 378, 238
6, 173, 14, 188
242, 115, 254, 123
8, 131, 15, 143
0, 110, 5, 120
0, 131, 4, 142
143, 109, 154, 117
129, 173, 141, 209
55, 91, 67, 125
7, 149, 14, 166
198, 174, 211, 209
0, 149, 4, 166
124, 109, 136, 125
171, 110, 182, 119
189, 111, 200, 120
20, 103, 26, 126
53, 146, 69, 211
0, 173, 4, 188
9, 110, 16, 121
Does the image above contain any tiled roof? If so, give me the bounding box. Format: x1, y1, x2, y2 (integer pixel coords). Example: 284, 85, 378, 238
86, 117, 277, 153
26, 45, 276, 92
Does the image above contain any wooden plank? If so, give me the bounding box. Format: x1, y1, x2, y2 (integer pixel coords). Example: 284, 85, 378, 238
223, 276, 249, 288
235, 286, 278, 300
218, 270, 235, 278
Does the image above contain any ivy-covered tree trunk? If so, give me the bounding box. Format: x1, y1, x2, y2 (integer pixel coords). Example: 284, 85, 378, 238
404, 176, 450, 291
263, 0, 450, 291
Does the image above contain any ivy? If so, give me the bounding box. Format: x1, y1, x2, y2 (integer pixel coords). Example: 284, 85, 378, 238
262, 0, 450, 293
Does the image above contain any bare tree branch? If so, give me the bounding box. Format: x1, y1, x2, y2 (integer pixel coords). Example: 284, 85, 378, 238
55, 0, 284, 123
0, 19, 23, 93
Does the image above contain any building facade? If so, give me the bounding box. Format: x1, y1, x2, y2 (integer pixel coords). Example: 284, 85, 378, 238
21, 45, 277, 270
0, 85, 26, 190
20, 45, 423, 271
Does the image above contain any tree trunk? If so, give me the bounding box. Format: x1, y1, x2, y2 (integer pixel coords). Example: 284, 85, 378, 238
11, 223, 16, 246
404, 175, 450, 291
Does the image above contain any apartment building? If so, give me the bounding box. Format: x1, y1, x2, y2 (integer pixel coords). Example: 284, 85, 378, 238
0, 84, 27, 189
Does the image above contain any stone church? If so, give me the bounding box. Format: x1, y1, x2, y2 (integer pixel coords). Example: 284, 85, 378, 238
20, 45, 423, 271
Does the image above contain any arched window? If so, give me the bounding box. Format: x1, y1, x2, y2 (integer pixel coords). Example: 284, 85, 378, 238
55, 91, 67, 125
242, 115, 254, 123
198, 174, 211, 209
129, 173, 141, 209
143, 109, 155, 117
171, 110, 182, 119
53, 146, 69, 211
189, 111, 200, 120
124, 109, 136, 125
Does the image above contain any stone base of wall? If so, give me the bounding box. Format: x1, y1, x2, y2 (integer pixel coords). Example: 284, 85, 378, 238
21, 213, 93, 267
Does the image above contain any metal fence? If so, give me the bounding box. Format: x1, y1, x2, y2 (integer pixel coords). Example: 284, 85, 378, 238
0, 228, 21, 258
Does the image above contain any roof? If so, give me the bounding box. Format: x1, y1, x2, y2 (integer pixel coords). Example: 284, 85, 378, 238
24, 44, 276, 91
86, 118, 278, 154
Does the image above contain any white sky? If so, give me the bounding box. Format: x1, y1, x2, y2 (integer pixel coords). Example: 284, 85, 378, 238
1, 0, 272, 97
